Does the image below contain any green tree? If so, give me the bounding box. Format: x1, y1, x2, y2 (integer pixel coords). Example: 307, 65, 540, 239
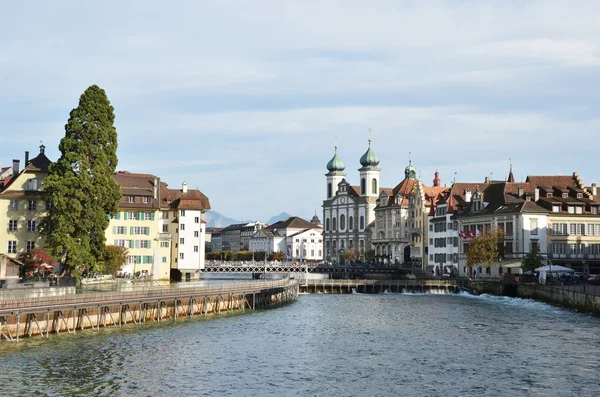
40, 85, 121, 278
268, 252, 285, 261
364, 249, 375, 262
344, 249, 358, 261
97, 245, 128, 275
467, 228, 505, 273
522, 246, 544, 273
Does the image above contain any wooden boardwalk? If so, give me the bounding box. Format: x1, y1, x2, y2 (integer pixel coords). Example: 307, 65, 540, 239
0, 279, 298, 342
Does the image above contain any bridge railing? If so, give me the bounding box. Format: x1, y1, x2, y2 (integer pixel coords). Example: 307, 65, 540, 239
0, 278, 293, 313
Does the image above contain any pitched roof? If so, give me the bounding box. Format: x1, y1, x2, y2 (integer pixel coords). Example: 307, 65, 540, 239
160, 182, 211, 211
266, 216, 321, 231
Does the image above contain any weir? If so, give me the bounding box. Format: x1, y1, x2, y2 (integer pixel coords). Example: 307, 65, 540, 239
299, 279, 464, 294
0, 278, 298, 342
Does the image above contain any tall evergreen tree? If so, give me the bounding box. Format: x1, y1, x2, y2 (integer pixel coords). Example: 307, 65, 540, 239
40, 85, 121, 276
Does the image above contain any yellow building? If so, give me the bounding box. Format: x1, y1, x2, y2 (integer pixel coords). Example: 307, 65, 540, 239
0, 145, 51, 259
107, 171, 171, 280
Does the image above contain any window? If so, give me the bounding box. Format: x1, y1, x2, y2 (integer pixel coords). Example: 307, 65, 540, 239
360, 216, 365, 230
577, 193, 583, 198
576, 206, 583, 214
552, 243, 567, 254
9, 200, 18, 211
26, 241, 35, 251
194, 231, 199, 237
115, 226, 124, 234
8, 220, 17, 232
505, 241, 513, 253
27, 178, 38, 190
333, 217, 337, 231
180, 224, 185, 231
28, 200, 37, 211
160, 241, 169, 248
592, 207, 599, 214
180, 238, 185, 245
552, 205, 561, 213
349, 216, 353, 230
144, 212, 152, 220
562, 193, 568, 198
505, 222, 513, 237
180, 210, 185, 217
140, 240, 149, 248
327, 183, 332, 198
568, 206, 575, 214
125, 212, 135, 220
530, 219, 538, 235
132, 227, 149, 235
587, 224, 595, 236
162, 211, 169, 219
326, 218, 330, 231
7, 241, 16, 254
546, 192, 553, 198
194, 246, 199, 252
180, 253, 184, 260
162, 257, 167, 263
162, 224, 169, 232
129, 196, 134, 203
340, 214, 346, 230
27, 220, 36, 232
371, 178, 378, 195
142, 197, 149, 203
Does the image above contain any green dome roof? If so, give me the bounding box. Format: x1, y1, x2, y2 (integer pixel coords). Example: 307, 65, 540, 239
326, 147, 345, 172
404, 162, 416, 179
359, 140, 379, 167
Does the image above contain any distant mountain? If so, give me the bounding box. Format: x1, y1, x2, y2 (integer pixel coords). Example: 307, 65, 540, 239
204, 211, 239, 228
268, 212, 292, 224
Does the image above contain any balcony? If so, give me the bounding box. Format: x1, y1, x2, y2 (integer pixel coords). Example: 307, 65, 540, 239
158, 232, 172, 240
410, 227, 422, 235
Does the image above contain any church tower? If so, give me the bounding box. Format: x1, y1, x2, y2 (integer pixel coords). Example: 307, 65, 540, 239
358, 139, 380, 197
325, 146, 346, 199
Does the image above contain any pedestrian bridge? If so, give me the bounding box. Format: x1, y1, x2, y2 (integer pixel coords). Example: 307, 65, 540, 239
201, 263, 410, 275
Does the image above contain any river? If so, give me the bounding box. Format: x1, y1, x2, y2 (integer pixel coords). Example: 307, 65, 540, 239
1, 291, 599, 397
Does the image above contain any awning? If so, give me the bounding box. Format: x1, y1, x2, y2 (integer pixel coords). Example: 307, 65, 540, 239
503, 262, 522, 269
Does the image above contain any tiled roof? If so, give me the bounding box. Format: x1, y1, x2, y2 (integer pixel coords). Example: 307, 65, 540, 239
160, 182, 211, 211
266, 217, 321, 231
25, 152, 51, 171
526, 175, 577, 189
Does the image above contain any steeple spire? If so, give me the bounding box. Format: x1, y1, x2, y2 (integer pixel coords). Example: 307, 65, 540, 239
507, 160, 515, 183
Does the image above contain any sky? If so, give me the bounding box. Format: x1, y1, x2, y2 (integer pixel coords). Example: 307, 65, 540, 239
1, 1, 599, 221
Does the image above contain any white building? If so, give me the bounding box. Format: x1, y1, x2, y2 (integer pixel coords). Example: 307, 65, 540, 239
249, 216, 323, 261
322, 142, 386, 263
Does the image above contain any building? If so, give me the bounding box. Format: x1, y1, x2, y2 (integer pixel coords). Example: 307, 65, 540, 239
205, 227, 223, 252
221, 222, 264, 252
322, 142, 387, 264
0, 145, 51, 260
160, 181, 211, 279
249, 216, 323, 261
108, 172, 211, 281
107, 172, 169, 279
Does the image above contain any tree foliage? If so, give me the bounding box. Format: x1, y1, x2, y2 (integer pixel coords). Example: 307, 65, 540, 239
269, 251, 285, 261
40, 85, 121, 276
344, 249, 358, 261
364, 249, 375, 262
522, 247, 544, 273
17, 248, 57, 278
466, 228, 505, 268
96, 245, 128, 275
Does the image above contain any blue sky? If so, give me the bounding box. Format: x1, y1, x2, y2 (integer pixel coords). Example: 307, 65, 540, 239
1, 1, 599, 221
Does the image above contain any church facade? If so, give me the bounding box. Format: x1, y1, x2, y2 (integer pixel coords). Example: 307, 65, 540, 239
321, 141, 386, 264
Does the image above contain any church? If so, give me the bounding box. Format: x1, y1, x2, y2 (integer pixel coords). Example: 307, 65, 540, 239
321, 140, 388, 264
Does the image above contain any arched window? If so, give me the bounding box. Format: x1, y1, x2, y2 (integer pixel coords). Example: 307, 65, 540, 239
333, 217, 337, 231
349, 216, 353, 230
371, 178, 377, 194
327, 183, 332, 198
361, 178, 366, 195
360, 215, 365, 230
326, 218, 330, 231
340, 214, 346, 230
340, 240, 345, 249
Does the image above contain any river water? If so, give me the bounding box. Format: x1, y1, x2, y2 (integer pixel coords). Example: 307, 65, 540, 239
1, 292, 599, 397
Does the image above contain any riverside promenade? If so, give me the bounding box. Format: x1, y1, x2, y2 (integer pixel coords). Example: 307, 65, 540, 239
0, 278, 298, 342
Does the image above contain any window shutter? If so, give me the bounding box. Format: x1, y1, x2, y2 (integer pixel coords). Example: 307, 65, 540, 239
138, 255, 142, 264
135, 240, 140, 249
151, 212, 155, 221
146, 227, 150, 235
130, 240, 134, 249
124, 227, 127, 235
112, 226, 116, 234
130, 226, 134, 235
147, 240, 151, 248
116, 212, 121, 220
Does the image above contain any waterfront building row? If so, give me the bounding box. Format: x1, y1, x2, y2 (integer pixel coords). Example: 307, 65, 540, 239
322, 141, 600, 276
0, 145, 211, 282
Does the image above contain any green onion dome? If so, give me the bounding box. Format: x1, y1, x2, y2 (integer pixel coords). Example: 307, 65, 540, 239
326, 146, 345, 172
359, 139, 379, 167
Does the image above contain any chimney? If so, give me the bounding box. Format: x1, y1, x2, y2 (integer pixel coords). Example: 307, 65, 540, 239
153, 177, 158, 199
182, 181, 188, 193
25, 151, 29, 166
12, 159, 20, 175
593, 183, 597, 197
465, 190, 472, 202
534, 188, 539, 202
518, 188, 524, 197
484, 177, 490, 184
